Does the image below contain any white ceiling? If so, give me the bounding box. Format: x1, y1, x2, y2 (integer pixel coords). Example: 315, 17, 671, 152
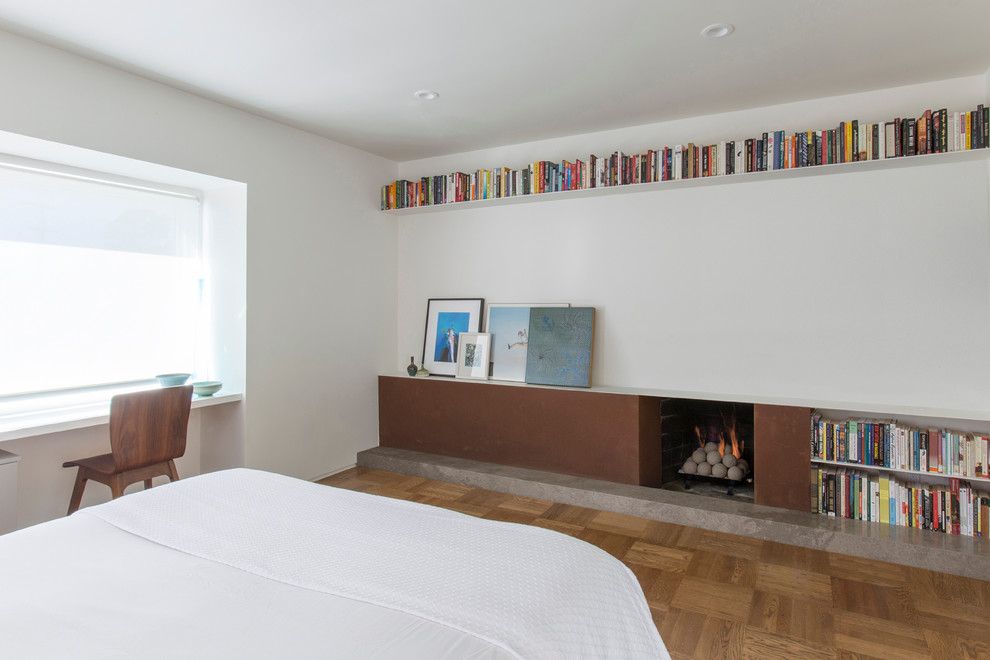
0, 0, 988, 162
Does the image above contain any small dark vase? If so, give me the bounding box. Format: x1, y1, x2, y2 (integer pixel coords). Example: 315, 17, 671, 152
406, 356, 418, 377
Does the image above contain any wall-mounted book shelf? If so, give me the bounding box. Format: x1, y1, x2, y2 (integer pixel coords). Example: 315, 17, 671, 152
383, 148, 989, 215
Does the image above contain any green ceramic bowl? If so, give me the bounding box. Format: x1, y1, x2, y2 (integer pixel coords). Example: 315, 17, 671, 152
155, 373, 191, 387
192, 381, 222, 397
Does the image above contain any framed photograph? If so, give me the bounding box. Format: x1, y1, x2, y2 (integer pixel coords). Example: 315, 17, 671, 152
485, 303, 569, 382
455, 332, 491, 380
422, 298, 484, 377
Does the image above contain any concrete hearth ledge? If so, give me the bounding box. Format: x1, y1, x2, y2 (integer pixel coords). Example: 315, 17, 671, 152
357, 446, 990, 581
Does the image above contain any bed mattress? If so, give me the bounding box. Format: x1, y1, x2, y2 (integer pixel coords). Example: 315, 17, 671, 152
0, 468, 670, 659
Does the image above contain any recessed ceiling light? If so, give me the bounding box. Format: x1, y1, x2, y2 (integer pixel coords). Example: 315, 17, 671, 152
701, 23, 734, 39
414, 90, 439, 101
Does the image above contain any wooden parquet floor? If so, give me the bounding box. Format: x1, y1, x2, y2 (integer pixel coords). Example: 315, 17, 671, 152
319, 467, 990, 660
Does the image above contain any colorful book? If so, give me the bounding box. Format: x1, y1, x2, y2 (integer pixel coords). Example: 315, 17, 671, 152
879, 475, 890, 525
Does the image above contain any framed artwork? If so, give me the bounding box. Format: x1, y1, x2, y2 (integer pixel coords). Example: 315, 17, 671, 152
422, 298, 484, 377
455, 332, 491, 380
485, 303, 569, 382
525, 307, 595, 388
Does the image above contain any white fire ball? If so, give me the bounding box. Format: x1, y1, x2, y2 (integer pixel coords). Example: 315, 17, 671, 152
706, 450, 722, 465
711, 463, 728, 479
727, 466, 744, 481
692, 449, 707, 464
736, 459, 749, 474
696, 461, 712, 476
704, 442, 719, 453
682, 459, 698, 474
721, 453, 737, 468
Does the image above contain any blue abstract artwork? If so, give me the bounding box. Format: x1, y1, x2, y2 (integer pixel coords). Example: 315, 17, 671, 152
433, 311, 469, 362
524, 307, 595, 387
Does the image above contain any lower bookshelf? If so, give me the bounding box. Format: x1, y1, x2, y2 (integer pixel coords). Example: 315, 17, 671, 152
811, 459, 990, 538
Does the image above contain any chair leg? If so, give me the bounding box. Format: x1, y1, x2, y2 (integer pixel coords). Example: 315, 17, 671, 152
109, 475, 126, 500
67, 469, 87, 516
166, 460, 179, 482
144, 478, 154, 490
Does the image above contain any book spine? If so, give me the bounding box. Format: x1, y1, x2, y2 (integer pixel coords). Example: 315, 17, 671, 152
980, 105, 990, 148
950, 478, 960, 535
937, 109, 947, 152
975, 107, 983, 150
905, 119, 916, 156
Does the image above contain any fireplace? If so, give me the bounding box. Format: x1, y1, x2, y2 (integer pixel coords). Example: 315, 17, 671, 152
660, 398, 755, 501
379, 375, 814, 512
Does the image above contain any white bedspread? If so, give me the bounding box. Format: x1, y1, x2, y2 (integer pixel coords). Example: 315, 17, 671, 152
3, 468, 670, 659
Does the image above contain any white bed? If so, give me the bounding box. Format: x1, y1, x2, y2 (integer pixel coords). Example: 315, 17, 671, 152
0, 468, 670, 659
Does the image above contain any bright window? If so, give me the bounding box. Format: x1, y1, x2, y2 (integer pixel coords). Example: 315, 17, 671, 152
0, 159, 205, 397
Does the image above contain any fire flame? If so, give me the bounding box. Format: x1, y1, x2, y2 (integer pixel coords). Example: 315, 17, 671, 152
729, 425, 742, 459
696, 417, 744, 459
723, 409, 743, 459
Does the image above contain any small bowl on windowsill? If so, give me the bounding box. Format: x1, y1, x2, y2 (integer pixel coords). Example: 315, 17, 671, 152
192, 381, 222, 397
155, 373, 191, 387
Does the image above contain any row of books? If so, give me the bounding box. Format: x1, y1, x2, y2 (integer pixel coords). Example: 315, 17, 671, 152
812, 465, 989, 538
810, 413, 989, 480
380, 104, 990, 210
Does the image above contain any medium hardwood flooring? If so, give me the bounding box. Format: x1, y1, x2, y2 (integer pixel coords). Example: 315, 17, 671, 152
319, 467, 990, 660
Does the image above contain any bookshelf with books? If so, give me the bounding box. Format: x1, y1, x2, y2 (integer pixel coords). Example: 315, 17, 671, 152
381, 104, 990, 213
810, 413, 990, 538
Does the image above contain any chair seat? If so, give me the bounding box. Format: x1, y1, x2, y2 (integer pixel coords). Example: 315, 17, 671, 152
62, 453, 116, 474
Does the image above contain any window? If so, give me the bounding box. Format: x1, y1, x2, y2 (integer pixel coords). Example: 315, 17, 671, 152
0, 158, 206, 397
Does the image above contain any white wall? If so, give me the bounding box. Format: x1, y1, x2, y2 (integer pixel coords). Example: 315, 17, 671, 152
395, 76, 990, 416
0, 28, 398, 527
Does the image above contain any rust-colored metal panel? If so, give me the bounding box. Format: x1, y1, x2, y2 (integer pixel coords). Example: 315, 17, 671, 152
637, 397, 663, 487
753, 403, 812, 512
378, 376, 657, 486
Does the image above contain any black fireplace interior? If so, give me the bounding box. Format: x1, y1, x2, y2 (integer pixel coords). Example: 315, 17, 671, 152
660, 398, 755, 498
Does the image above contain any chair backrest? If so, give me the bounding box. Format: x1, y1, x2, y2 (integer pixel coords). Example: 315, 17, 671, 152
109, 385, 193, 471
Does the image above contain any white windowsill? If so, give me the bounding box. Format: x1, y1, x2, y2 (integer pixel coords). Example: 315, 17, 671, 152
0, 392, 243, 442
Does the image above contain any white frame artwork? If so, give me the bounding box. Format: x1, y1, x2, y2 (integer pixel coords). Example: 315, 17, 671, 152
455, 332, 491, 380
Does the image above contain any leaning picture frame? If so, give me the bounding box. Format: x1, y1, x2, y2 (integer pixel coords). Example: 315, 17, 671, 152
485, 302, 569, 382
422, 298, 484, 377
525, 306, 595, 388
455, 332, 491, 380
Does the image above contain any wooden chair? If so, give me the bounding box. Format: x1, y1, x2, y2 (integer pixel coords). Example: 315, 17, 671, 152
63, 385, 193, 515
